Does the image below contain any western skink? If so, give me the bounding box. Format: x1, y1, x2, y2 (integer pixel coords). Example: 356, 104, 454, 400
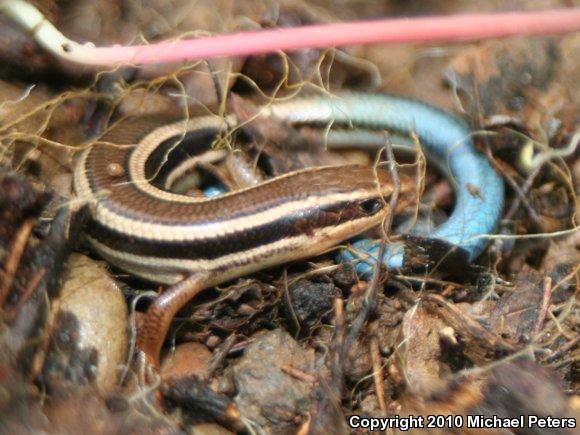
73, 92, 504, 372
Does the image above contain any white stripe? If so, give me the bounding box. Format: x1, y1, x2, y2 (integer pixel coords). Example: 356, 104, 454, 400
93, 189, 377, 241
128, 116, 233, 203
73, 119, 386, 242
164, 149, 227, 190
87, 213, 379, 284
73, 147, 94, 203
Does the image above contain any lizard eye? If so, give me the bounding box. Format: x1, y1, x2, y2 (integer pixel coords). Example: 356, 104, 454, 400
358, 198, 383, 215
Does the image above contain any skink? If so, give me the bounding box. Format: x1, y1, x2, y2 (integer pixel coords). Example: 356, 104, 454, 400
73, 92, 504, 372
263, 93, 505, 274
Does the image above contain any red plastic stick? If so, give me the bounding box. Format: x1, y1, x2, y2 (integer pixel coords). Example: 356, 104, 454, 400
3, 0, 580, 67
77, 8, 580, 66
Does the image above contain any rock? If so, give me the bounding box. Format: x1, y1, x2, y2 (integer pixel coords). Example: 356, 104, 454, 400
46, 254, 128, 392
230, 330, 315, 433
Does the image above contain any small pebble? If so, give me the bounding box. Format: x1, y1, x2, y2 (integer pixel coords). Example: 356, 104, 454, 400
161, 342, 212, 380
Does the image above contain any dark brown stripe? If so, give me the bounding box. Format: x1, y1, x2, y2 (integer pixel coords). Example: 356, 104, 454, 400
144, 127, 220, 187
86, 198, 379, 260
85, 140, 389, 224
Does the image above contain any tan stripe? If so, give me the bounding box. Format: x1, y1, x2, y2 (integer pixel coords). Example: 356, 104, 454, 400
92, 189, 374, 241
73, 147, 96, 204
164, 149, 227, 190
75, 125, 385, 243
128, 116, 232, 203
87, 213, 378, 284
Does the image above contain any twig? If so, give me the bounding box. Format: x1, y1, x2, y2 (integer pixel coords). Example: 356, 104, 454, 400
4, 269, 45, 324
504, 163, 542, 221
533, 277, 553, 338
281, 364, 317, 384
345, 136, 400, 347
381, 137, 401, 245
204, 60, 224, 111
369, 329, 387, 413
315, 297, 347, 413
205, 334, 237, 380
543, 335, 580, 364
487, 151, 542, 224
282, 269, 301, 338
2, 0, 580, 67
0, 218, 35, 306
